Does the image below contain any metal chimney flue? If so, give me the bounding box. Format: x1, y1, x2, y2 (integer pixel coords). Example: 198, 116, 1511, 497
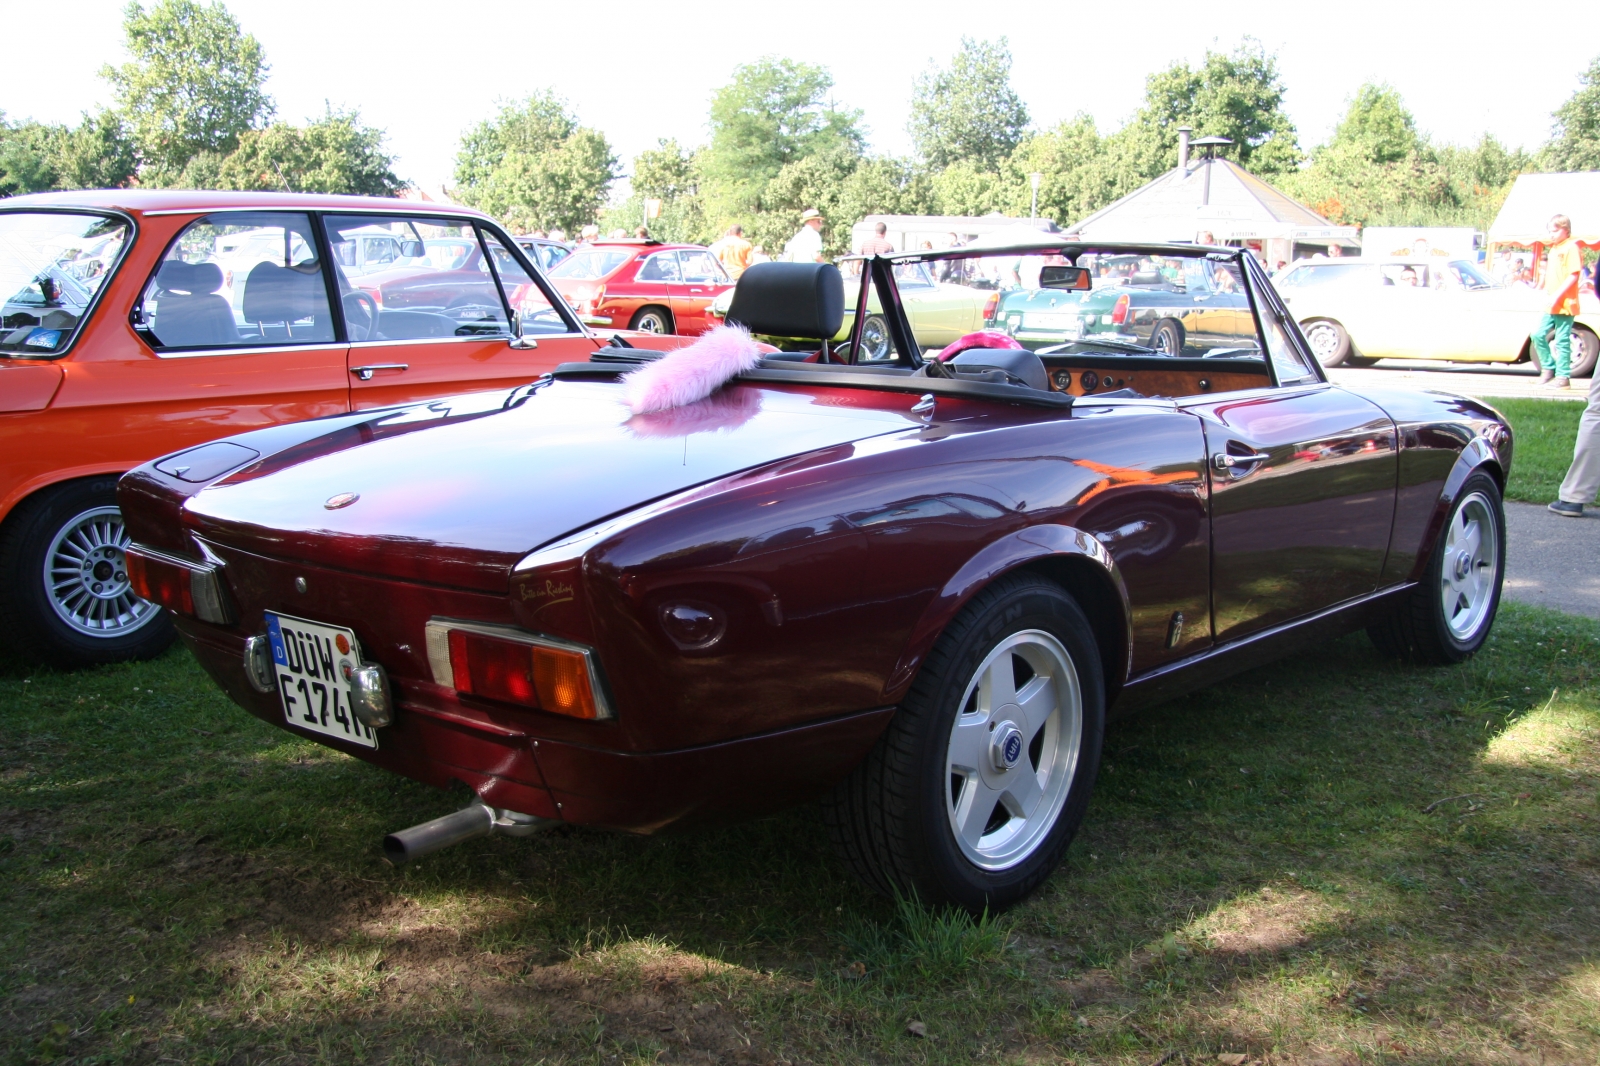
1177, 126, 1192, 171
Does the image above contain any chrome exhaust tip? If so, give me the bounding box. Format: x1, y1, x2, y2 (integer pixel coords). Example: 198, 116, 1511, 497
382, 801, 555, 865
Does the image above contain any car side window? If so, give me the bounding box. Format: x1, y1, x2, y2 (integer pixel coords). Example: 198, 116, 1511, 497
638, 253, 681, 282
324, 215, 512, 343
134, 212, 334, 351
480, 232, 572, 336
678, 249, 725, 283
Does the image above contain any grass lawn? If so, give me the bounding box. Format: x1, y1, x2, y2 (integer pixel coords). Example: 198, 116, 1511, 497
1485, 397, 1585, 504
2, 605, 1598, 1065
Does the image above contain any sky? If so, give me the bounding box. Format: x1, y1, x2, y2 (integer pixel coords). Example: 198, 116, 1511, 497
4, 0, 1599, 196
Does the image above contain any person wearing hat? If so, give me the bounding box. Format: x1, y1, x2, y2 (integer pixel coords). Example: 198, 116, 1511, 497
784, 209, 825, 264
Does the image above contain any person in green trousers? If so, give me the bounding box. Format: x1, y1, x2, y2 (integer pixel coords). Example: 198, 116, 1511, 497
1532, 214, 1583, 389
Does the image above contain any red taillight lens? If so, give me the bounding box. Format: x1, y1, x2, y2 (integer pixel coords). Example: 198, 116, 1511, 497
125, 545, 234, 623
1111, 293, 1130, 325
441, 627, 601, 719
982, 292, 1000, 322
126, 550, 195, 615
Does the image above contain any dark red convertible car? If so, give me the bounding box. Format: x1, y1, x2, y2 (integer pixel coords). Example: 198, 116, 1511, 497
118, 244, 1511, 911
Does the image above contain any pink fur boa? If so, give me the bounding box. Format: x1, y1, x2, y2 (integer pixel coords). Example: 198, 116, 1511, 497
621, 325, 769, 414
936, 329, 1023, 361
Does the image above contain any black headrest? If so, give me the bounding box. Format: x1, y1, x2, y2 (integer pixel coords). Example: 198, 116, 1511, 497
726, 262, 844, 340
242, 261, 322, 323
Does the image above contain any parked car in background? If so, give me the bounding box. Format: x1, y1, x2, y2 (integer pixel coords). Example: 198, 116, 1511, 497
0, 191, 685, 669
513, 236, 572, 273
118, 245, 1511, 913
1274, 257, 1600, 374
547, 241, 734, 335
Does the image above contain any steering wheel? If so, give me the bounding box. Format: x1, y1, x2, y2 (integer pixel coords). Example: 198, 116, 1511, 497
342, 291, 378, 340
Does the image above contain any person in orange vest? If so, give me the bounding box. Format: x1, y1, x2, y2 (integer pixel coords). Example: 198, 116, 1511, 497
1533, 214, 1583, 389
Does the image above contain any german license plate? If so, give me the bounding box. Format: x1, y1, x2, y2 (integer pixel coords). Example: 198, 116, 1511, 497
1023, 312, 1080, 332
265, 612, 377, 748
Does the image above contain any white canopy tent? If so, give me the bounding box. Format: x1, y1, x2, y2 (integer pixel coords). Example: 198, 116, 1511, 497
1067, 156, 1357, 266
1488, 172, 1600, 248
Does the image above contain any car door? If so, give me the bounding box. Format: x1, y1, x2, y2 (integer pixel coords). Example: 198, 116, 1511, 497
1422, 260, 1541, 361
672, 249, 731, 335
47, 211, 350, 494
631, 251, 684, 333
326, 214, 596, 409
1183, 267, 1398, 642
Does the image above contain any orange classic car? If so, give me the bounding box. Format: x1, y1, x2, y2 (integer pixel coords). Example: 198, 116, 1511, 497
0, 190, 680, 668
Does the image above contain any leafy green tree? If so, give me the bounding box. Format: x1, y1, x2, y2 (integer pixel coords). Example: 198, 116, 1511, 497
699, 59, 864, 229
454, 92, 617, 233
1108, 39, 1301, 187
103, 0, 274, 177
1544, 56, 1600, 170
1002, 116, 1116, 226
0, 118, 56, 196
192, 108, 400, 195
1331, 84, 1421, 164
602, 140, 704, 243
632, 138, 696, 201
0, 111, 137, 196
909, 37, 1029, 171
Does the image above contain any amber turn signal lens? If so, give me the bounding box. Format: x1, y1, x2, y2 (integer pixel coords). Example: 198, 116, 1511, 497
126, 550, 194, 615
446, 628, 599, 719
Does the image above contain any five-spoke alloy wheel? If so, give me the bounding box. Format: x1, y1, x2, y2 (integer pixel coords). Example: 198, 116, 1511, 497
825, 573, 1104, 912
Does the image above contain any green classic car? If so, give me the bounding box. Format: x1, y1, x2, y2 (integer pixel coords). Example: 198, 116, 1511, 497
988, 254, 1259, 356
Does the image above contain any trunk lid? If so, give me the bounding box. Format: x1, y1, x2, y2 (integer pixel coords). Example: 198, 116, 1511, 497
181, 379, 917, 591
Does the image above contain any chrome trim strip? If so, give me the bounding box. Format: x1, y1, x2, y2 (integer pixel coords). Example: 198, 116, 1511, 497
154, 342, 348, 360
140, 205, 495, 222
423, 617, 614, 720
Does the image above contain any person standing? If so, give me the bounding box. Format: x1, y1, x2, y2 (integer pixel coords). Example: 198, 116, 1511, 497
1532, 214, 1582, 389
859, 221, 894, 256
1549, 371, 1600, 516
784, 209, 825, 263
708, 224, 753, 278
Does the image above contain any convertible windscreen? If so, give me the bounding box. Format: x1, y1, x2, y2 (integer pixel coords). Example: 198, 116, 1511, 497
550, 249, 631, 280
858, 248, 1263, 363
0, 212, 130, 357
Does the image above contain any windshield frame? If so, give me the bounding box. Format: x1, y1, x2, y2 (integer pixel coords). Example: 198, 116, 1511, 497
549, 247, 635, 281
0, 206, 137, 361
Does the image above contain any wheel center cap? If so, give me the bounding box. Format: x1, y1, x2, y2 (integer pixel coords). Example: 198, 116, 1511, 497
1454, 550, 1472, 581
991, 722, 1024, 772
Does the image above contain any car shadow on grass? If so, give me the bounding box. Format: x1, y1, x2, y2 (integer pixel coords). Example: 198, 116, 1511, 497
1, 604, 1596, 1063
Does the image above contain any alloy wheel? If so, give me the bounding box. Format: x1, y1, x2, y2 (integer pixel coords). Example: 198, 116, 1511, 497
944, 629, 1082, 871
1439, 491, 1499, 642
43, 506, 159, 637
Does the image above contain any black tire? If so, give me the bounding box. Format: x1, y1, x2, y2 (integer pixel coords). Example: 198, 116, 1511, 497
1302, 319, 1352, 367
1571, 326, 1598, 379
0, 477, 175, 668
1150, 319, 1183, 356
823, 572, 1105, 913
1368, 470, 1504, 665
858, 314, 891, 362
630, 306, 673, 334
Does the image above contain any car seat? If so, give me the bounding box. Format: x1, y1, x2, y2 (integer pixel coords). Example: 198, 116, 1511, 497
150, 261, 237, 348
242, 261, 330, 342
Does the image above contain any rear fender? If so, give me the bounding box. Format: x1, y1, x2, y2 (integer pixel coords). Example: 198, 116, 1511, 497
1408, 435, 1506, 583
882, 524, 1131, 706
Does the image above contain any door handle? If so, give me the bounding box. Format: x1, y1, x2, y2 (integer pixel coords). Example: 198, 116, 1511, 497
1212, 449, 1272, 476
350, 363, 408, 381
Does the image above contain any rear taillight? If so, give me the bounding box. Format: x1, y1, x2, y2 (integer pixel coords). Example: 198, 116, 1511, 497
982, 292, 1000, 322
1111, 293, 1130, 325
580, 284, 606, 316
126, 545, 235, 624
424, 620, 608, 720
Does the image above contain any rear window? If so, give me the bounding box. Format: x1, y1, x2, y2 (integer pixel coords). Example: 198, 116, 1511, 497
1277, 262, 1370, 289
550, 249, 632, 280
0, 212, 130, 357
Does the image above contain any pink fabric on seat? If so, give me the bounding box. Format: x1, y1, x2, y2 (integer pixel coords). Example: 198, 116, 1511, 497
936, 329, 1024, 362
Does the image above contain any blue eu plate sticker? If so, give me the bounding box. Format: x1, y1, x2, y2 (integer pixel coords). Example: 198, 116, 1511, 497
265, 612, 288, 668
23, 328, 63, 350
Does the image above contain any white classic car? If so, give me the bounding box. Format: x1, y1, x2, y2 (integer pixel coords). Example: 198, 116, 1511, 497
1275, 257, 1600, 376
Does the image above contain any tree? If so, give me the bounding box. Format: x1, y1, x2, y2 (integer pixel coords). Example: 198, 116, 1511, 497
103, 0, 273, 177
454, 92, 617, 233
601, 140, 704, 244
194, 108, 401, 195
1545, 56, 1600, 171
699, 59, 864, 228
0, 111, 137, 196
909, 37, 1029, 171
1108, 39, 1301, 187
1330, 84, 1421, 165
1002, 116, 1116, 226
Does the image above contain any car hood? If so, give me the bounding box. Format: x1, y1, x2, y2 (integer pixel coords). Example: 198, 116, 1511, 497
180, 380, 918, 592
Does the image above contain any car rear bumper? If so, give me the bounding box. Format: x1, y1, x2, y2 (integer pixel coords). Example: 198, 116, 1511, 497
177, 620, 893, 833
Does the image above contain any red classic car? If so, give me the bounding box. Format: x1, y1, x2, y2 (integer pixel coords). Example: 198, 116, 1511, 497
547, 240, 734, 335
118, 245, 1512, 911
0, 191, 682, 669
